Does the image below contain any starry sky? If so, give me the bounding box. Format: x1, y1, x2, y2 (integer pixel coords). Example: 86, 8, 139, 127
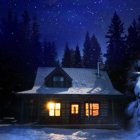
0, 0, 140, 59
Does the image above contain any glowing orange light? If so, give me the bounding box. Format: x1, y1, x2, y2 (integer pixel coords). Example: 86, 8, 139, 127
46, 102, 61, 116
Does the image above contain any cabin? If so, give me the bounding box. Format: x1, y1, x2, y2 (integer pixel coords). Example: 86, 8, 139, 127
16, 67, 124, 128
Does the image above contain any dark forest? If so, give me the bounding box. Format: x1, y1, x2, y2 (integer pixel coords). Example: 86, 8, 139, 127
0, 10, 140, 120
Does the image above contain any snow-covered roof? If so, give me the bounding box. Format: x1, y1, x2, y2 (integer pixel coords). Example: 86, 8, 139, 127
18, 67, 122, 95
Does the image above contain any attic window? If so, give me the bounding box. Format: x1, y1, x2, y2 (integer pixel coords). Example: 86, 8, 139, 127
53, 76, 64, 87
53, 76, 64, 82
85, 103, 99, 117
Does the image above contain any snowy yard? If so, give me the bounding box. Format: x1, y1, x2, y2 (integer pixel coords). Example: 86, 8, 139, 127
0, 125, 139, 140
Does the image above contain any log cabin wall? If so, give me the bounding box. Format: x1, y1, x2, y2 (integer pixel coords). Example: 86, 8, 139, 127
82, 97, 110, 124
17, 94, 124, 127
37, 94, 118, 125
16, 95, 39, 123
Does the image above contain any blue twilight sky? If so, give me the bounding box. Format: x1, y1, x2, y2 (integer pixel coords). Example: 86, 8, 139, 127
0, 0, 140, 60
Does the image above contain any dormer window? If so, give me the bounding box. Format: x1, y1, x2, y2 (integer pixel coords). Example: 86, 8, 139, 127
53, 76, 64, 87
45, 67, 72, 88
53, 76, 64, 82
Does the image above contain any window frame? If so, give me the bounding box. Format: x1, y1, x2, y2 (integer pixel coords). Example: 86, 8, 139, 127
47, 102, 61, 117
71, 104, 79, 115
53, 76, 64, 82
85, 102, 100, 117
53, 76, 65, 87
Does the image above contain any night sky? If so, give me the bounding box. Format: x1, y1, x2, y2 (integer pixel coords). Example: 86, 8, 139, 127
0, 0, 140, 59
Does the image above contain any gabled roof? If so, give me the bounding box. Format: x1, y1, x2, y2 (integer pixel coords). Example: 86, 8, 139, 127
45, 67, 72, 82
18, 67, 123, 95
35, 67, 112, 88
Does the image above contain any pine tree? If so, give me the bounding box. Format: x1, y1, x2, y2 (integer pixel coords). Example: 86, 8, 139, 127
51, 41, 57, 66
43, 41, 57, 67
105, 12, 125, 71
29, 16, 42, 85
83, 32, 91, 68
105, 12, 126, 92
62, 43, 71, 67
125, 17, 140, 93
134, 16, 140, 59
0, 10, 15, 90
31, 16, 41, 67
0, 10, 26, 91
70, 48, 75, 67
83, 32, 102, 68
90, 34, 102, 68
126, 20, 138, 62
17, 10, 31, 67
74, 44, 82, 68
20, 11, 32, 86
43, 40, 48, 66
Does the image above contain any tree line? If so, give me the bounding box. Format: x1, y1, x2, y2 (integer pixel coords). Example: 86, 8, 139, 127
0, 10, 41, 92
0, 10, 140, 94
105, 12, 140, 93
0, 10, 102, 93
62, 33, 102, 68
0, 9, 140, 118
40, 12, 140, 94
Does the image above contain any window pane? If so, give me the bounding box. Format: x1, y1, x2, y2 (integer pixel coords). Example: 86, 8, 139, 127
71, 109, 74, 114
90, 109, 92, 116
90, 103, 93, 109
93, 103, 99, 109
49, 110, 54, 116
53, 77, 58, 81
71, 104, 79, 114
60, 77, 64, 81
48, 102, 55, 109
86, 110, 89, 116
55, 103, 61, 109
53, 76, 64, 81
85, 103, 99, 117
85, 103, 88, 110
55, 109, 60, 116
93, 110, 99, 116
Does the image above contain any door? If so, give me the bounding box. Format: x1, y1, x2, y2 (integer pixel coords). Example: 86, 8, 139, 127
70, 103, 80, 124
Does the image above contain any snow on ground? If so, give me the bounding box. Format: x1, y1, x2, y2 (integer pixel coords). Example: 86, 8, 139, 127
0, 125, 140, 140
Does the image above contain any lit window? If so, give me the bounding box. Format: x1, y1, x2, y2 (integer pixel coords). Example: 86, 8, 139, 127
71, 104, 79, 114
47, 102, 61, 116
85, 103, 99, 117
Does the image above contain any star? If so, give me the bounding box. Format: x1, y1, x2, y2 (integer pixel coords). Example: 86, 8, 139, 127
130, 8, 134, 11
0, 0, 139, 59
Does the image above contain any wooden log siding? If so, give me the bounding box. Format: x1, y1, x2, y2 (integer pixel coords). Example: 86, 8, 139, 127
112, 99, 123, 125
37, 95, 111, 124
99, 100, 109, 117
81, 103, 85, 118
17, 94, 123, 126
63, 102, 70, 123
